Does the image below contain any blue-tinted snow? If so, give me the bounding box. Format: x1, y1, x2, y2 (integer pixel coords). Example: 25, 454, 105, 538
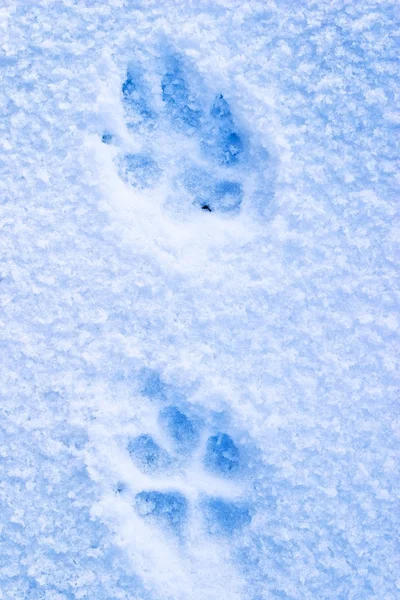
158, 406, 199, 452
128, 434, 171, 473
135, 490, 188, 533
202, 497, 251, 534
204, 433, 241, 476
1, 1, 399, 600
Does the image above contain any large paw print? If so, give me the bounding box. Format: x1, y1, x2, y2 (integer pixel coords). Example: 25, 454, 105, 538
127, 405, 251, 536
101, 48, 275, 217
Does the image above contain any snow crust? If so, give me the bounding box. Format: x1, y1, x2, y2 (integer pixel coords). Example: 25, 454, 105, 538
1, 1, 399, 599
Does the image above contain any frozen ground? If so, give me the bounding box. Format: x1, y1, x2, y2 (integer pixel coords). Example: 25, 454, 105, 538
1, 0, 399, 599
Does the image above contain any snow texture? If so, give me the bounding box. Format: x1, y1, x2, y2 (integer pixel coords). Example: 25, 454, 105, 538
1, 1, 399, 599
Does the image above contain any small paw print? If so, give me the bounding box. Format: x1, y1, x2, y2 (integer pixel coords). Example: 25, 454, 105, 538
202, 497, 251, 535
128, 434, 171, 474
158, 405, 199, 452
117, 153, 161, 189
127, 405, 252, 537
204, 432, 240, 475
135, 490, 188, 532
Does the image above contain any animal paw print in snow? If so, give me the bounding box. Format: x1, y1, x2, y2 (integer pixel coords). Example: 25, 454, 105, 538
100, 50, 276, 216
128, 406, 251, 536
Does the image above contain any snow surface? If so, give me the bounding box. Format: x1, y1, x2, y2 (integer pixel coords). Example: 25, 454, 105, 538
1, 0, 399, 599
